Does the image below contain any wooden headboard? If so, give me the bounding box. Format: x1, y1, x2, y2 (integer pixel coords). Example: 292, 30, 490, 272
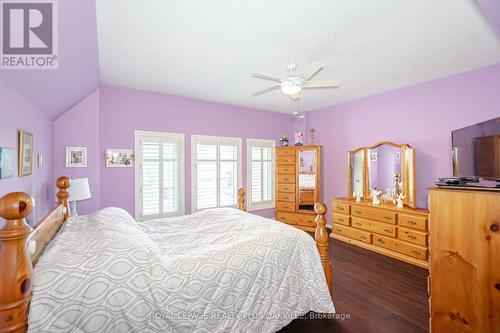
0, 176, 70, 333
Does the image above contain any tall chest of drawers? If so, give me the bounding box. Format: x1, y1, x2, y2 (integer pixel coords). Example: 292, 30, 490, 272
331, 198, 430, 268
274, 146, 320, 232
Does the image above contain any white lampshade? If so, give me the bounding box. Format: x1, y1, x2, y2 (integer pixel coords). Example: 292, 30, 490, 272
68, 178, 91, 202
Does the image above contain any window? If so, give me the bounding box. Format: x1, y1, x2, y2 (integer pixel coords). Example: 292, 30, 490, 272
247, 139, 275, 210
135, 131, 185, 221
191, 135, 242, 212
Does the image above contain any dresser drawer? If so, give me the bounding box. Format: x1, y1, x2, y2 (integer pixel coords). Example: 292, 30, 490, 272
332, 201, 350, 215
332, 225, 371, 244
373, 235, 428, 261
297, 214, 316, 227
369, 219, 397, 238
351, 206, 396, 224
276, 202, 295, 212
351, 217, 371, 232
277, 164, 295, 174
352, 217, 396, 237
332, 213, 351, 226
276, 149, 295, 157
277, 174, 295, 184
398, 226, 428, 246
276, 212, 297, 225
398, 214, 427, 231
276, 192, 295, 203
276, 155, 296, 165
277, 183, 295, 193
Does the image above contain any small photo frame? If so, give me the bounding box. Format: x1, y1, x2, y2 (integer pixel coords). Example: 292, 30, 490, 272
0, 147, 14, 179
66, 147, 87, 168
105, 149, 134, 168
19, 129, 33, 176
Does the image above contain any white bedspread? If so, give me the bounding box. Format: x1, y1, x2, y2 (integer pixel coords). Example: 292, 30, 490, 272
28, 207, 334, 333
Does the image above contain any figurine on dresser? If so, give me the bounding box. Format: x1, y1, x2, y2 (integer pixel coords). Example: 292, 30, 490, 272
370, 188, 382, 205
394, 193, 406, 209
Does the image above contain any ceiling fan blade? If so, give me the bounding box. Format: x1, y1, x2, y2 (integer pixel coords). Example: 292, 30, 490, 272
253, 85, 280, 96
302, 80, 341, 88
289, 92, 301, 101
298, 61, 323, 81
252, 73, 283, 81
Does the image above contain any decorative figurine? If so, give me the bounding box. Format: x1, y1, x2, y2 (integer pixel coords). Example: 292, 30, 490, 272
393, 173, 401, 197
354, 189, 362, 203
309, 128, 317, 145
294, 132, 304, 146
370, 188, 382, 205
280, 135, 289, 147
395, 193, 406, 209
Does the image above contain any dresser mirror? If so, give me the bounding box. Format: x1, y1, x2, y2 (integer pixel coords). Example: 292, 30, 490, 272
348, 141, 416, 208
297, 148, 320, 211
348, 148, 366, 199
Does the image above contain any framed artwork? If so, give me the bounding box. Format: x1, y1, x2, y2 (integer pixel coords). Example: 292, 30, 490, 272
0, 148, 14, 179
19, 130, 33, 176
105, 149, 134, 168
294, 132, 304, 146
66, 147, 87, 168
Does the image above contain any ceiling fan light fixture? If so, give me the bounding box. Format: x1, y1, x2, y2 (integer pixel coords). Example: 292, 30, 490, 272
280, 80, 301, 95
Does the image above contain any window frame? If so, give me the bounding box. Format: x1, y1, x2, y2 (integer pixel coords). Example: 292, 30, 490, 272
246, 138, 276, 211
134, 130, 185, 221
191, 134, 242, 213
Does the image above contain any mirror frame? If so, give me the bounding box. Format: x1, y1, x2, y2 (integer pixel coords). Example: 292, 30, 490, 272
296, 146, 321, 212
347, 141, 416, 209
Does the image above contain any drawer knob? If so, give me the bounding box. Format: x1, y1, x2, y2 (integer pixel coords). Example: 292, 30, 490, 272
355, 210, 362, 214
408, 220, 417, 225
490, 223, 499, 232
412, 250, 421, 255
384, 228, 392, 233
376, 239, 385, 244
408, 235, 417, 239
384, 216, 392, 220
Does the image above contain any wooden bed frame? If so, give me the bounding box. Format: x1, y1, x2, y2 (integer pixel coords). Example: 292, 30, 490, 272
0, 178, 332, 333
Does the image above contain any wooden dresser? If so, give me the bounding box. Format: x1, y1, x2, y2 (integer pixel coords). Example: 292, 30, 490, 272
428, 188, 500, 333
331, 198, 430, 268
275, 146, 320, 232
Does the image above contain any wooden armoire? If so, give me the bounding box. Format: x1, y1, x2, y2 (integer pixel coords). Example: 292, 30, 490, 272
275, 145, 321, 232
428, 187, 500, 332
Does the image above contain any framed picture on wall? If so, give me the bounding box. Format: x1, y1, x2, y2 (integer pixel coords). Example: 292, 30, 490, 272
105, 149, 134, 167
19, 130, 33, 176
0, 148, 14, 179
66, 147, 87, 168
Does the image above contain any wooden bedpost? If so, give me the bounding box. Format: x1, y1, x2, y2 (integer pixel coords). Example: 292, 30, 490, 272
0, 192, 35, 333
314, 202, 333, 297
56, 176, 71, 220
237, 188, 246, 211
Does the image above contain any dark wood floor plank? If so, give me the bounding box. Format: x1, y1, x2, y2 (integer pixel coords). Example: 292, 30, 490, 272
280, 239, 428, 333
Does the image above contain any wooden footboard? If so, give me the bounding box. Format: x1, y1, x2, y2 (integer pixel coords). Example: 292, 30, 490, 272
0, 177, 71, 333
237, 188, 333, 297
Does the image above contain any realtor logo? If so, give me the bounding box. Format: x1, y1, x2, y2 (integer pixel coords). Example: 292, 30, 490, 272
1, 0, 58, 69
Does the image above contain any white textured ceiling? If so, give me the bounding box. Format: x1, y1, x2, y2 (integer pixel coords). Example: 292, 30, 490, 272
97, 0, 500, 113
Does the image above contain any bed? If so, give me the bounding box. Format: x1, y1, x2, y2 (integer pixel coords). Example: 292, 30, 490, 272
0, 177, 334, 333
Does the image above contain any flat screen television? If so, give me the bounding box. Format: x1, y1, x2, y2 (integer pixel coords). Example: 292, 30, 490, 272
452, 117, 500, 180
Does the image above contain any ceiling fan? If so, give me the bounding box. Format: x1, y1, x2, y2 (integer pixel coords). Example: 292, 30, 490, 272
252, 62, 341, 100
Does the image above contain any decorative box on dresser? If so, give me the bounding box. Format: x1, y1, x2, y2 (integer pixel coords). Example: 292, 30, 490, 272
330, 198, 430, 268
275, 145, 321, 233
428, 187, 500, 333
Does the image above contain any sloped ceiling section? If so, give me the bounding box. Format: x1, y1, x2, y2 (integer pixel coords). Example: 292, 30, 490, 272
97, 0, 500, 114
0, 0, 100, 119
476, 0, 500, 37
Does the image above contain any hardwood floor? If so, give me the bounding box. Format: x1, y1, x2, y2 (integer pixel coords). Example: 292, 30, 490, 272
280, 239, 429, 333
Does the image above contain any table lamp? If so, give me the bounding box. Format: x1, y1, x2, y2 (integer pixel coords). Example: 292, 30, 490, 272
68, 178, 91, 216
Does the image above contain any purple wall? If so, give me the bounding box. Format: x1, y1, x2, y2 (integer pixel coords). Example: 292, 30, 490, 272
53, 89, 100, 214
0, 0, 100, 119
0, 79, 54, 224
305, 64, 500, 212
100, 85, 293, 218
